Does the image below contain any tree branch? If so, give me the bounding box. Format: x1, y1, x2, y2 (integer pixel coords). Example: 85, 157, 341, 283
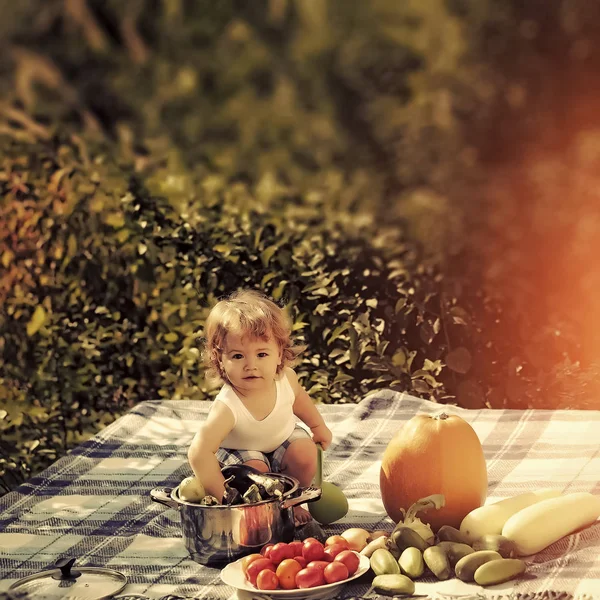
63, 0, 110, 52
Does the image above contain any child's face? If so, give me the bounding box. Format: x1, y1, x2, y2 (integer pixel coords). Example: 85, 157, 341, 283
220, 332, 283, 396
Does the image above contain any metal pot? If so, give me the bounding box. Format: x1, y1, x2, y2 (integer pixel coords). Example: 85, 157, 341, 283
150, 474, 320, 566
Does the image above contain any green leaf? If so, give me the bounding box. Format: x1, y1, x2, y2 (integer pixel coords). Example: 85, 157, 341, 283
103, 212, 125, 228
328, 322, 350, 343
446, 347, 472, 374
449, 307, 469, 326
26, 306, 47, 336
423, 359, 443, 374
66, 234, 77, 260
392, 349, 406, 367
213, 244, 232, 255
395, 298, 407, 313
261, 245, 278, 267
1, 250, 14, 268
412, 379, 431, 394
333, 372, 354, 384
116, 229, 130, 243
261, 272, 278, 287
272, 279, 287, 300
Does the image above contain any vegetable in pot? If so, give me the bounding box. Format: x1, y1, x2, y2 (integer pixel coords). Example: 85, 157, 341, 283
223, 475, 244, 505
220, 464, 287, 503
200, 495, 220, 505
242, 484, 264, 504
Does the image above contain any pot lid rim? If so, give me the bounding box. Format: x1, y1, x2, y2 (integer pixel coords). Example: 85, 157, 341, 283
9, 565, 127, 599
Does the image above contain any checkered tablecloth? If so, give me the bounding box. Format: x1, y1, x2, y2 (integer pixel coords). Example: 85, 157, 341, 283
1, 390, 599, 599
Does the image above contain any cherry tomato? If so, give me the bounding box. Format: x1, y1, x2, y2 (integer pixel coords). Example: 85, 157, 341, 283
256, 569, 279, 590
288, 540, 304, 557
306, 560, 330, 573
246, 558, 276, 586
294, 556, 308, 569
325, 535, 349, 549
260, 543, 275, 559
295, 566, 326, 589
323, 542, 347, 561
334, 550, 360, 576
269, 542, 294, 565
241, 553, 263, 576
303, 537, 320, 544
324, 561, 349, 584
276, 558, 303, 590
302, 539, 325, 562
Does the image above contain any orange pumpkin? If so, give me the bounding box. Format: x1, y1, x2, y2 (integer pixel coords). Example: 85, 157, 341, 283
380, 412, 488, 531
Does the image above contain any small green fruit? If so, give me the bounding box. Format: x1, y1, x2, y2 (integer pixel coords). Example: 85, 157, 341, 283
474, 558, 526, 586
308, 482, 349, 524
399, 546, 425, 579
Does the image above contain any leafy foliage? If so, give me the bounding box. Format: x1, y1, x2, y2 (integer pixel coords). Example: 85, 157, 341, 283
0, 132, 462, 494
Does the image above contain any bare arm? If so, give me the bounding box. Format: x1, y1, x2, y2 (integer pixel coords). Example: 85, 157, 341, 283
187, 401, 235, 502
286, 367, 333, 450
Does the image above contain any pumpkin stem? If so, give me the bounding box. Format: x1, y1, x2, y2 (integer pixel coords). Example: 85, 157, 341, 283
435, 412, 450, 420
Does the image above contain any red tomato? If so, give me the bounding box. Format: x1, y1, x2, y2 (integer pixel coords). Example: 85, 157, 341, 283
334, 550, 360, 576
288, 540, 304, 557
276, 558, 303, 590
295, 566, 326, 589
324, 561, 349, 584
256, 569, 279, 590
246, 558, 276, 586
323, 542, 347, 561
269, 542, 294, 565
294, 556, 308, 569
325, 535, 349, 549
241, 553, 263, 576
260, 543, 275, 559
306, 560, 330, 573
302, 539, 325, 562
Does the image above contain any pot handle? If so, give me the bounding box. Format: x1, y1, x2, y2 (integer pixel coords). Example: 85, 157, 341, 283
150, 487, 180, 510
280, 486, 322, 510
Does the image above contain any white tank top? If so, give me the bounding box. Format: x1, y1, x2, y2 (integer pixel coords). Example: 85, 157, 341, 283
216, 373, 297, 453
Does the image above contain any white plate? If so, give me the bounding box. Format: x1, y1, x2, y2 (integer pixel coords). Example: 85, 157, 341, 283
220, 552, 370, 600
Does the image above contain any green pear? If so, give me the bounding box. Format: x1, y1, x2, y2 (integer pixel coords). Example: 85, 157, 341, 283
308, 481, 349, 524
308, 445, 349, 524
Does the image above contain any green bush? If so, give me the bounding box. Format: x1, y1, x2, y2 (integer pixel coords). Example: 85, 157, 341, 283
0, 0, 460, 494
0, 130, 466, 494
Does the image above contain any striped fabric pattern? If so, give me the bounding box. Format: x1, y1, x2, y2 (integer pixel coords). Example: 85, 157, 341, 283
1, 391, 598, 599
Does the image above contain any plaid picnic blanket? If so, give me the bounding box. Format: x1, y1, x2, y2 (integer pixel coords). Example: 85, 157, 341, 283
1, 390, 599, 599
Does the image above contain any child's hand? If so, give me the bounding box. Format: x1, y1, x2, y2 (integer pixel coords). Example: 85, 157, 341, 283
311, 423, 333, 450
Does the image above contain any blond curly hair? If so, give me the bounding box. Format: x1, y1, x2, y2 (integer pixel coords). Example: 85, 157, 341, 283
203, 289, 305, 383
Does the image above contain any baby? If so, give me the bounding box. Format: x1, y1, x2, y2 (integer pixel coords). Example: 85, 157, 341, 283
188, 289, 332, 524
